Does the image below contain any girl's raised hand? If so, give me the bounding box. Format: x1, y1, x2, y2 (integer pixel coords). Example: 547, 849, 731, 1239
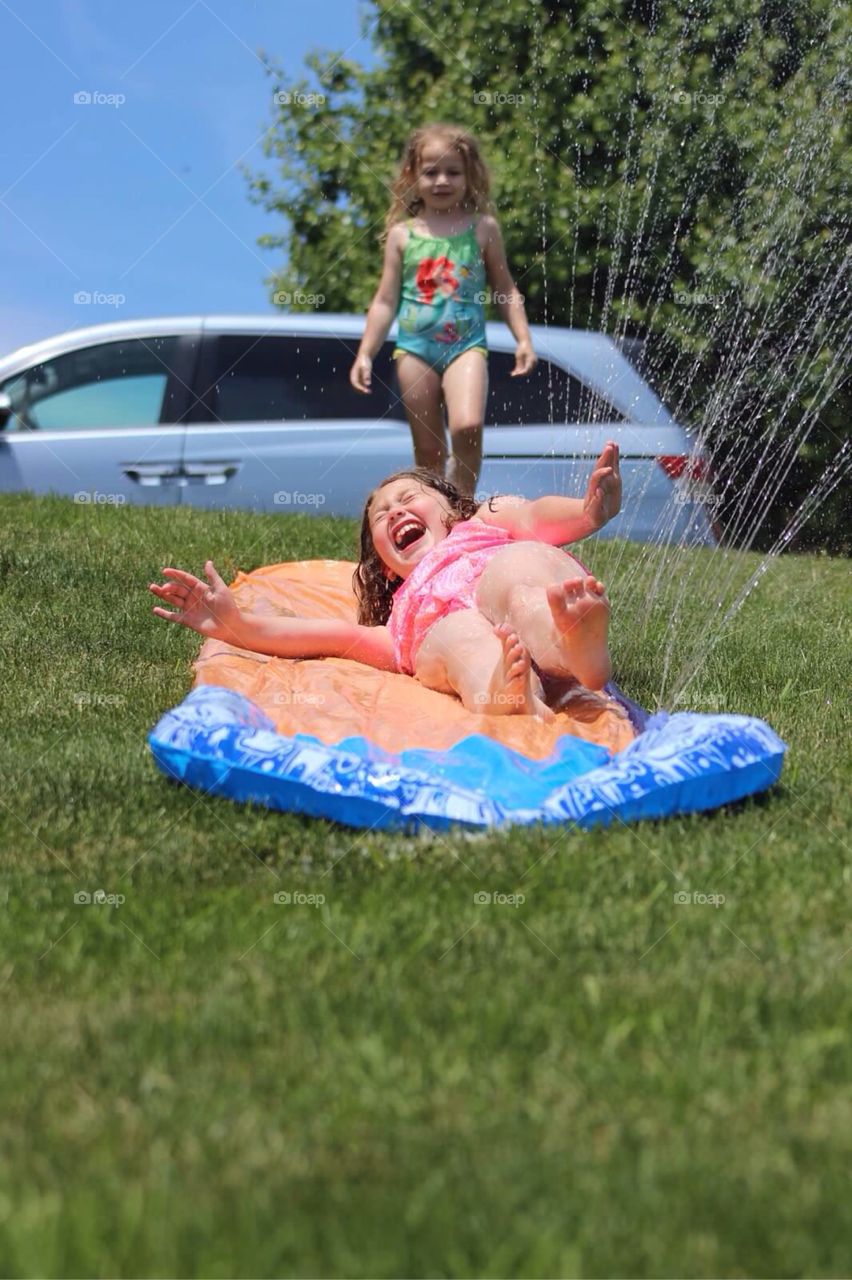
583, 441, 622, 529
149, 560, 245, 644
510, 340, 538, 377
350, 353, 373, 394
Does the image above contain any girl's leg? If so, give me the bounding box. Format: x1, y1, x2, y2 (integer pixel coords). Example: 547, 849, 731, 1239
476, 543, 613, 690
441, 349, 488, 496
395, 352, 447, 473
413, 608, 553, 720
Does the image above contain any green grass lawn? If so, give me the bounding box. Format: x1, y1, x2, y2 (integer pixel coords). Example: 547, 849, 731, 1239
1, 492, 850, 1279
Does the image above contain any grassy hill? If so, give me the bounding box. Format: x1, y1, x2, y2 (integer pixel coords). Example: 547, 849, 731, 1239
0, 493, 850, 1277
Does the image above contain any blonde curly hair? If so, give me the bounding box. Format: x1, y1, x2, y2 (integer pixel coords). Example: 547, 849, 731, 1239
383, 122, 496, 238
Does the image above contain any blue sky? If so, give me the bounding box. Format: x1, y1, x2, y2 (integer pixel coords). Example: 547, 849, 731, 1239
0, 0, 377, 354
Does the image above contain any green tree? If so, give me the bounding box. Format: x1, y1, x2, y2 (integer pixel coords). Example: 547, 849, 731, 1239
246, 0, 850, 550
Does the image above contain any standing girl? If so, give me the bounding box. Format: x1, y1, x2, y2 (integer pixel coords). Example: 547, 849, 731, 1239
349, 123, 537, 495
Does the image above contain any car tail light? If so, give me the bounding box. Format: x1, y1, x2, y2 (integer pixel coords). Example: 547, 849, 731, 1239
657, 454, 711, 481
658, 453, 722, 540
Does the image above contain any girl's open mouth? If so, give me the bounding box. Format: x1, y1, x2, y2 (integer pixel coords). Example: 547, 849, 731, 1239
392, 518, 426, 551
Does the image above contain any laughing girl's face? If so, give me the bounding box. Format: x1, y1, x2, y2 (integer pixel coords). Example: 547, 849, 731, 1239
368, 478, 455, 579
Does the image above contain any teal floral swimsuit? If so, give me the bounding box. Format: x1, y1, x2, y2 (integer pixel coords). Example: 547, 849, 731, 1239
393, 218, 488, 375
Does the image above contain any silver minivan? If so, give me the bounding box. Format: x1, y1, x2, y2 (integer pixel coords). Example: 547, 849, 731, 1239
0, 313, 715, 543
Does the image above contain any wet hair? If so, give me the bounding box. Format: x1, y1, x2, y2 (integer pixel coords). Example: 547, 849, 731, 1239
383, 122, 496, 238
354, 468, 480, 626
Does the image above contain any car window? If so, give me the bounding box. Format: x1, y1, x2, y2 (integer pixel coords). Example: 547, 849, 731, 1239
486, 352, 624, 424
0, 337, 180, 431
207, 335, 406, 422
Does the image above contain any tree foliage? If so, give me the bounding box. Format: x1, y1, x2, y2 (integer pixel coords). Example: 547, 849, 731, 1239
245, 0, 850, 550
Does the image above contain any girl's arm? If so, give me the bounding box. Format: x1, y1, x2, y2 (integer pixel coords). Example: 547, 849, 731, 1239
480, 214, 537, 376
476, 443, 622, 544
350, 223, 406, 393
150, 562, 397, 671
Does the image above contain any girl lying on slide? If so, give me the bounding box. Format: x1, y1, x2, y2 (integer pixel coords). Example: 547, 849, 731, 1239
150, 444, 622, 723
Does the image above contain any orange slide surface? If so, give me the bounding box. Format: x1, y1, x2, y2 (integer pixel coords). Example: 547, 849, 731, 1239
193, 562, 636, 760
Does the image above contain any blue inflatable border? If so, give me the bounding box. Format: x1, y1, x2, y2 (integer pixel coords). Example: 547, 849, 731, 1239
148, 685, 786, 832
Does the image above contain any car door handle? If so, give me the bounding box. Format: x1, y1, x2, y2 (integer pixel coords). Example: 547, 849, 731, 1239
181, 462, 240, 485
122, 464, 183, 486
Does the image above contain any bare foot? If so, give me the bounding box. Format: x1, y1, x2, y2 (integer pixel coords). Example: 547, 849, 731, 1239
474, 624, 554, 720
546, 576, 612, 689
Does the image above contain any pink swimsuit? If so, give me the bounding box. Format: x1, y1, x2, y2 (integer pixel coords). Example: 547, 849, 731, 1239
387, 518, 516, 674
